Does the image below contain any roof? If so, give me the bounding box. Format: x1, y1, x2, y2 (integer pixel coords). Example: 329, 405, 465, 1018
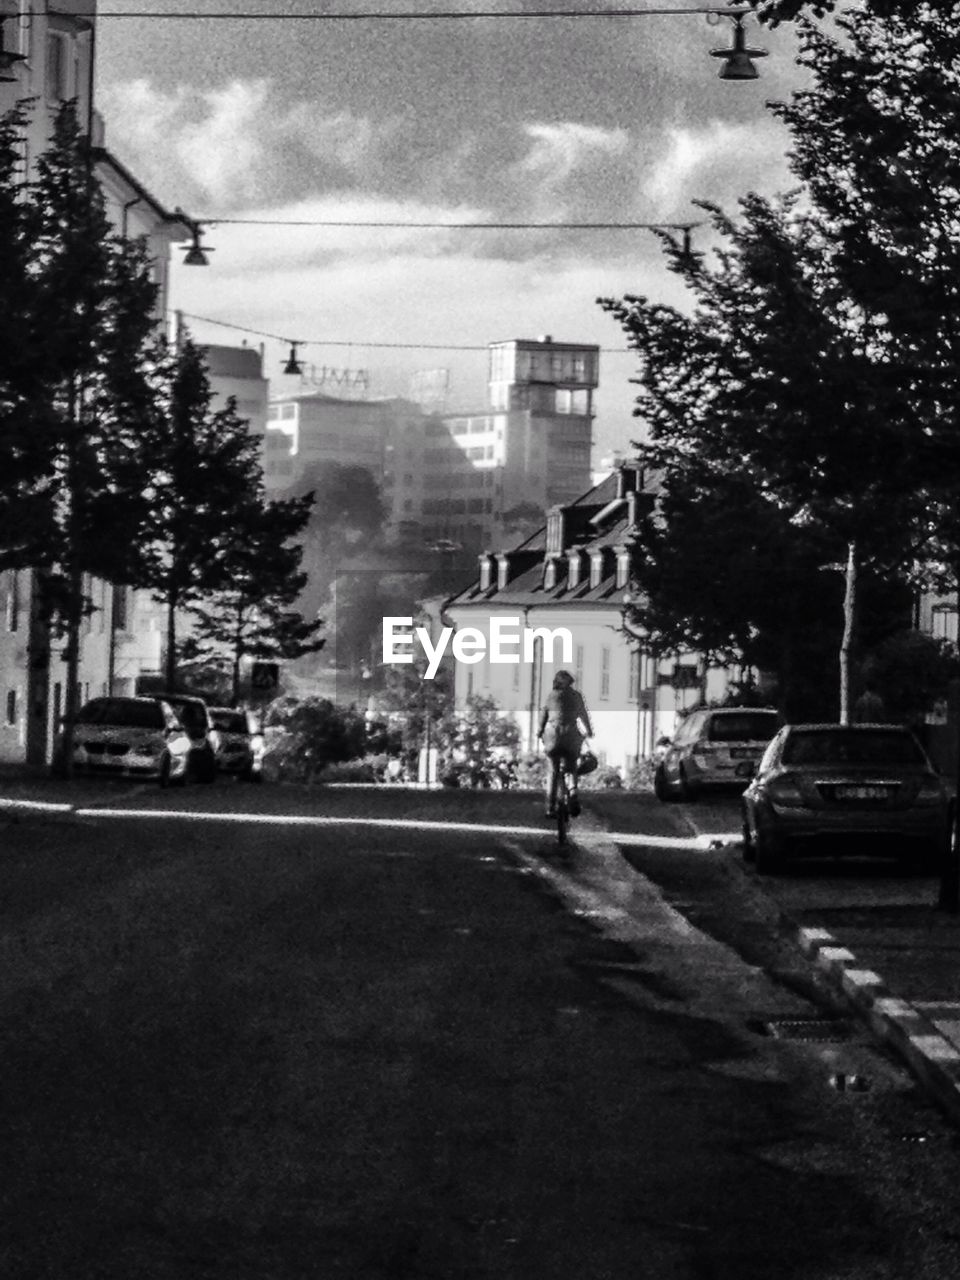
446, 463, 652, 611
92, 147, 194, 238
202, 344, 264, 380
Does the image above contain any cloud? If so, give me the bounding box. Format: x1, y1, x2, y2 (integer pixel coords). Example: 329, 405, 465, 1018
505, 121, 632, 218
643, 117, 792, 217
514, 122, 630, 188
97, 78, 398, 210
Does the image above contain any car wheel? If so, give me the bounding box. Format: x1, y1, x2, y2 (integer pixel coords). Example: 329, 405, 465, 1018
158, 752, 172, 789
677, 765, 694, 801
653, 765, 673, 802
741, 807, 756, 863
197, 749, 218, 784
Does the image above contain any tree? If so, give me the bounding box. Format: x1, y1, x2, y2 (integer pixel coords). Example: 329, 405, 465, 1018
1, 103, 165, 773
622, 464, 911, 719
291, 462, 386, 618
860, 630, 960, 734
601, 188, 936, 722
186, 486, 324, 704
770, 6, 960, 572
140, 335, 282, 690
0, 104, 50, 566
434, 694, 521, 788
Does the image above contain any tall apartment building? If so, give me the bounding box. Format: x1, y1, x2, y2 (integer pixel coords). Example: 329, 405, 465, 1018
0, 0, 196, 764
421, 337, 598, 553
264, 391, 388, 490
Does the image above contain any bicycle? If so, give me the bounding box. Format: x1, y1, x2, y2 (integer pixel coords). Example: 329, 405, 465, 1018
553, 759, 579, 847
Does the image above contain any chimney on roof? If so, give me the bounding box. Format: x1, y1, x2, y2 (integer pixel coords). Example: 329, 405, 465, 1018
538, 334, 553, 343
616, 464, 642, 499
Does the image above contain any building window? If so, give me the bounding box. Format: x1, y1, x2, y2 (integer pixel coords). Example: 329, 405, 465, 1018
600, 647, 611, 700
575, 644, 584, 689
46, 31, 72, 101
512, 661, 520, 692
114, 585, 128, 631
628, 649, 641, 702
466, 669, 474, 698
932, 605, 958, 643
6, 690, 17, 727
6, 570, 20, 632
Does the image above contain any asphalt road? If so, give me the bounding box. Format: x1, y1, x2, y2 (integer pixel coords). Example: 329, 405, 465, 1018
3, 783, 960, 1278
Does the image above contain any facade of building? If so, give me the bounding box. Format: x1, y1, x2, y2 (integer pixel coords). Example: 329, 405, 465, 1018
425, 337, 598, 553
443, 464, 740, 776
0, 0, 196, 764
202, 342, 269, 439
264, 336, 598, 560
0, 0, 95, 175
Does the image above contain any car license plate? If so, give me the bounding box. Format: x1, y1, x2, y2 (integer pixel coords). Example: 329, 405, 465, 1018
835, 785, 890, 801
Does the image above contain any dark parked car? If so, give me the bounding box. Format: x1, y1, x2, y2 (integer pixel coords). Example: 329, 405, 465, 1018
654, 706, 780, 800
209, 706, 264, 782
741, 723, 951, 873
66, 696, 191, 785
150, 693, 219, 782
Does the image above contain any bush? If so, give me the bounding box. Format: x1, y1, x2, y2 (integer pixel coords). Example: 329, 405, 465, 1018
321, 758, 379, 783
261, 696, 367, 782
514, 752, 548, 790
581, 764, 624, 790
624, 759, 656, 791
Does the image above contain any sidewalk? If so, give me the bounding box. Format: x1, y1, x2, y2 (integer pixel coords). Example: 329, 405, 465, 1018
0, 762, 155, 814
672, 801, 960, 1127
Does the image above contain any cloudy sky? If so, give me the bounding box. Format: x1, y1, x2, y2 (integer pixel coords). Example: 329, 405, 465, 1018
95, 1, 811, 456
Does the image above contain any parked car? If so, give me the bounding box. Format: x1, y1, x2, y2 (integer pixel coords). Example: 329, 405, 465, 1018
741, 723, 951, 873
150, 692, 219, 782
654, 706, 780, 800
209, 706, 264, 782
67, 696, 191, 786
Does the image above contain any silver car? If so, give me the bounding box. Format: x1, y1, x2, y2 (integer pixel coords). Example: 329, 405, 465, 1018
209, 706, 264, 782
69, 697, 191, 785
742, 723, 951, 873
654, 707, 780, 800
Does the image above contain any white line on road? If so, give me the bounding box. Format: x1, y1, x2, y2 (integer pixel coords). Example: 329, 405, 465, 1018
70, 806, 715, 848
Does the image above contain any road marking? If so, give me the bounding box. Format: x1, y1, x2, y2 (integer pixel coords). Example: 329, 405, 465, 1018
0, 798, 74, 813
70, 807, 710, 847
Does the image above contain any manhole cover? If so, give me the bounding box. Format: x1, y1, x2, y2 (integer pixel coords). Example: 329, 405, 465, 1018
761, 1017, 856, 1042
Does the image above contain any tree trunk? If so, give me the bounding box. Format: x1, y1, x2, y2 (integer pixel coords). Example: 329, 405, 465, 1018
165, 588, 178, 690
26, 571, 52, 769
231, 606, 245, 704
839, 540, 857, 726
58, 567, 84, 779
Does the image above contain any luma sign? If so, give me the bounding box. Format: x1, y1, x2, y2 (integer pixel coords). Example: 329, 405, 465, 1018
382, 616, 573, 680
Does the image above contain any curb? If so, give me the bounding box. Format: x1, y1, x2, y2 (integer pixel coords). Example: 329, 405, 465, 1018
786, 918, 960, 1125
704, 820, 960, 1126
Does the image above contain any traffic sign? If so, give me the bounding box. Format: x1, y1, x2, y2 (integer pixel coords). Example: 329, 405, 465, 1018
251, 661, 279, 691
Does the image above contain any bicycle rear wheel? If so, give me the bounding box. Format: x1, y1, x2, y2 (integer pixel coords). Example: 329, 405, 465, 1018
556, 799, 569, 845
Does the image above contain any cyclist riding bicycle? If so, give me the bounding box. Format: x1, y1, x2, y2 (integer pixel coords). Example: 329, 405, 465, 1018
538, 669, 594, 819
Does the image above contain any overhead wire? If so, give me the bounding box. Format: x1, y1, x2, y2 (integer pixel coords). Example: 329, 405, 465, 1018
175, 310, 639, 355
34, 6, 752, 20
